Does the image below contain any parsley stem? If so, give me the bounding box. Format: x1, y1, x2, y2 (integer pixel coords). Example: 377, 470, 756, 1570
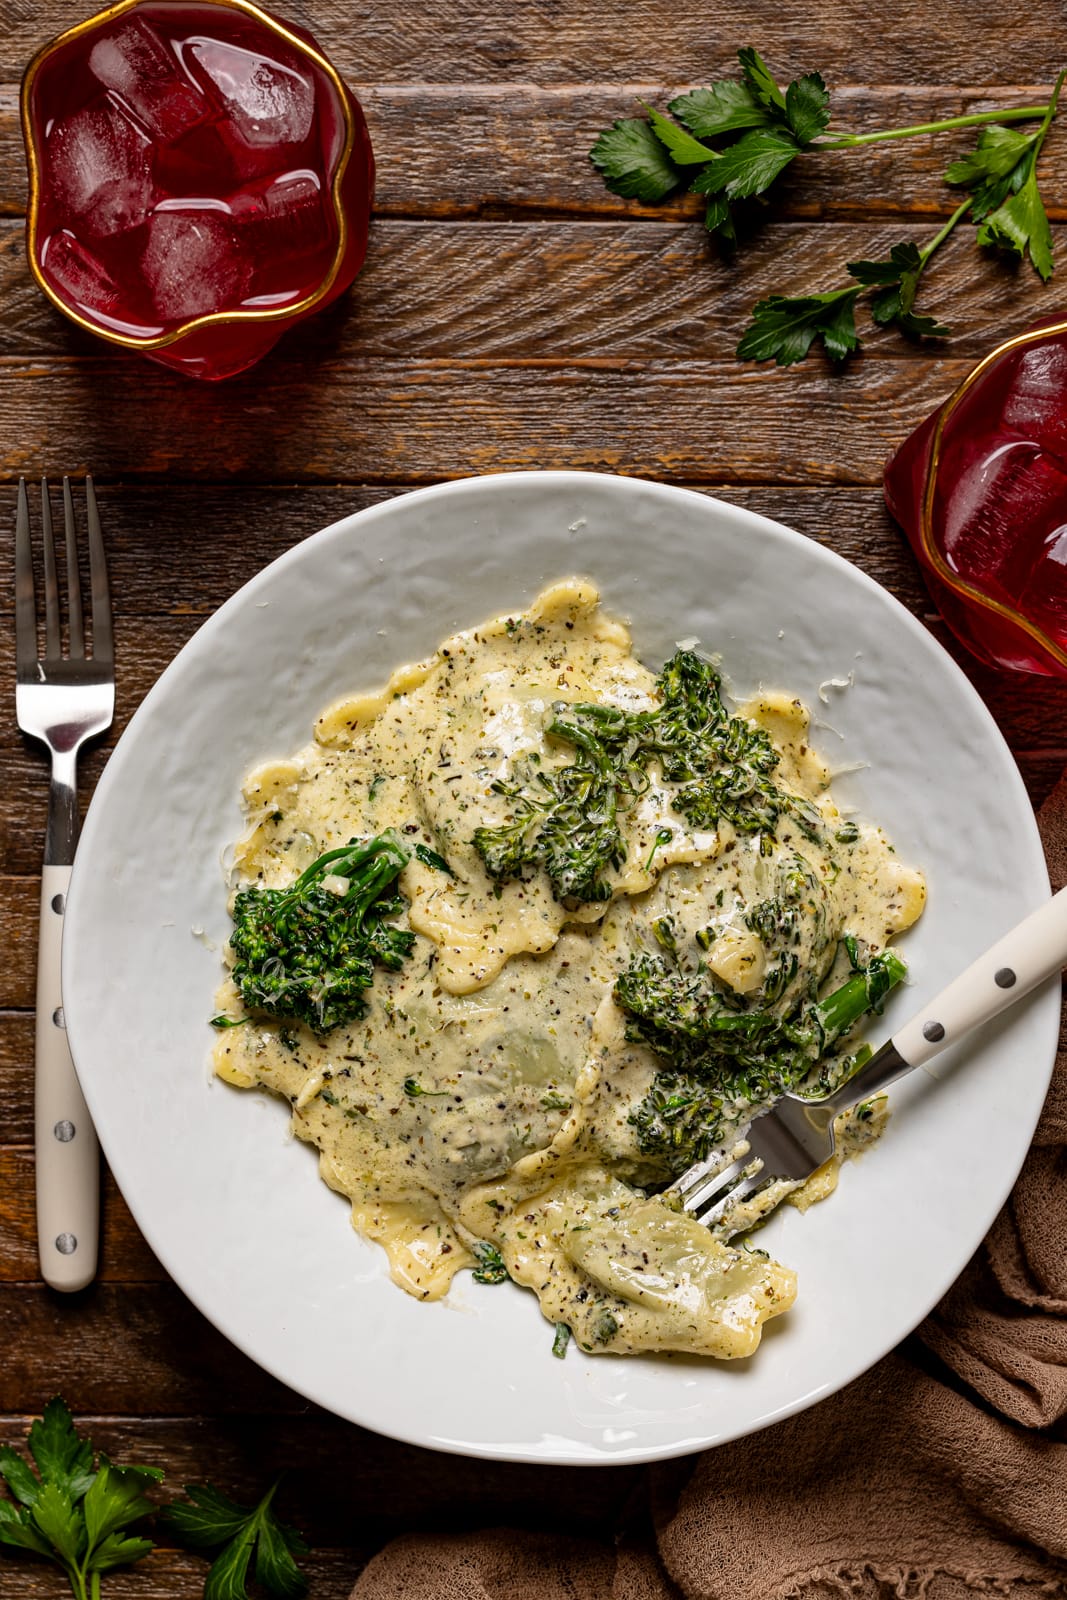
816, 104, 1050, 147
920, 196, 973, 264
1019, 69, 1066, 179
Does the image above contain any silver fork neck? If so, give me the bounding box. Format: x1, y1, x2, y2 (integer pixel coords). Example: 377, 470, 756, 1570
813, 1038, 915, 1119
44, 748, 79, 866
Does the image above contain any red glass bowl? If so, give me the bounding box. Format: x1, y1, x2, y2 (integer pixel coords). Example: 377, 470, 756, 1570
885, 318, 1067, 680
22, 0, 374, 379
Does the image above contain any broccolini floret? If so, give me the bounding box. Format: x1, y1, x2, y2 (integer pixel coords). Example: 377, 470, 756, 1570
473, 649, 815, 904
227, 831, 415, 1035
622, 944, 906, 1173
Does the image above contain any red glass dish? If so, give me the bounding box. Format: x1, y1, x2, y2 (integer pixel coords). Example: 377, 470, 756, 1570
885, 319, 1067, 680
22, 0, 374, 379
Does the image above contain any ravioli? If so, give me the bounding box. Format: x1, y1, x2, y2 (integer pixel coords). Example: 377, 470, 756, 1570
212, 580, 924, 1357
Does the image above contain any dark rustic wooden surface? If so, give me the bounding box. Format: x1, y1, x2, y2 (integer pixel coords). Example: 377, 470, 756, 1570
2, 2, 1067, 1594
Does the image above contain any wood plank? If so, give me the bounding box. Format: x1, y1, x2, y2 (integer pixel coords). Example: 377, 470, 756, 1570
0, 1284, 302, 1414
0, 1413, 634, 1540
0, 4, 1061, 89
0, 484, 933, 613
0, 352, 986, 486
2, 83, 1064, 220
1, 217, 1061, 365
0, 1548, 370, 1600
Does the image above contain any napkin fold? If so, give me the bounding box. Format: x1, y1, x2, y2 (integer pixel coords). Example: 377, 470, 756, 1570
351, 779, 1067, 1600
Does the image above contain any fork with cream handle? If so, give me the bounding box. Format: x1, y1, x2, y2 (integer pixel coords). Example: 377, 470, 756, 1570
671, 884, 1067, 1232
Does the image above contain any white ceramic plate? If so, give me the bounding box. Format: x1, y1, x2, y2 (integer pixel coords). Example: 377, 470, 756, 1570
64, 471, 1057, 1465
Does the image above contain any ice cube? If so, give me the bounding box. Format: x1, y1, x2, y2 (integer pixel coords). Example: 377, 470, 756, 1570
141, 208, 252, 322
46, 97, 157, 238
227, 171, 333, 300
90, 17, 211, 143
232, 171, 329, 252
189, 38, 315, 147
42, 229, 122, 319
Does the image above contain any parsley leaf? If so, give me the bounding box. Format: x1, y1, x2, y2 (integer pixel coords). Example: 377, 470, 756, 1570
641, 104, 718, 165
686, 169, 738, 242
588, 117, 684, 201
668, 80, 770, 137
784, 72, 832, 146
737, 46, 787, 115
162, 1482, 309, 1600
0, 1399, 161, 1599
979, 179, 1055, 280
848, 241, 951, 337
694, 126, 801, 200
971, 70, 1064, 281
945, 123, 1035, 217
736, 287, 862, 365
736, 50, 830, 145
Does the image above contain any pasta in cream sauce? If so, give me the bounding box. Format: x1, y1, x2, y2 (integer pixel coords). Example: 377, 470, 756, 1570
213, 580, 924, 1359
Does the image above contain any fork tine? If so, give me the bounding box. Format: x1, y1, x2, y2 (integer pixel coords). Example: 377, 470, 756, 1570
672, 1141, 745, 1202
62, 476, 85, 658
678, 1155, 751, 1216
695, 1167, 775, 1230
15, 479, 37, 672
40, 478, 61, 660
84, 477, 113, 667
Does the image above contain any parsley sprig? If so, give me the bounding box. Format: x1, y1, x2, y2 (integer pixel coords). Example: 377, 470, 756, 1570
0, 1398, 162, 1600
0, 1400, 311, 1600
161, 1482, 309, 1599
590, 49, 1062, 362
949, 70, 1066, 280
737, 199, 968, 365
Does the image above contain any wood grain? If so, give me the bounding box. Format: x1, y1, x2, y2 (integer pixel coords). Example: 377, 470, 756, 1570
0, 2, 1062, 88
2, 84, 1064, 220
0, 1414, 636, 1537
0, 353, 987, 484
0, 218, 1061, 365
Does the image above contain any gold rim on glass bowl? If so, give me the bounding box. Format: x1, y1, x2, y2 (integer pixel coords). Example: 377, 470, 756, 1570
918, 316, 1067, 673
21, 0, 358, 352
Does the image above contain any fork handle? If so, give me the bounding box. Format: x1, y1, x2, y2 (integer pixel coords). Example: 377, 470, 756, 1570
890, 883, 1067, 1070
35, 866, 99, 1292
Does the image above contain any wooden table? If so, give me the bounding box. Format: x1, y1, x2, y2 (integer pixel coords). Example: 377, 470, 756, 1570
2, 3, 1066, 1593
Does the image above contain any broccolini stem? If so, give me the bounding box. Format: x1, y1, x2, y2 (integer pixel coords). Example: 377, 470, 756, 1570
814, 949, 907, 1043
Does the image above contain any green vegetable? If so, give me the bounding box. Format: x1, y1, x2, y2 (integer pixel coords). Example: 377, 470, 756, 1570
470, 1241, 509, 1284
473, 649, 810, 904
971, 72, 1065, 281
847, 232, 957, 339
623, 945, 906, 1174
592, 1309, 620, 1345
551, 1323, 572, 1359
0, 1398, 162, 1600
403, 1077, 447, 1098
226, 831, 415, 1035
414, 843, 455, 876
736, 287, 862, 366
738, 190, 977, 365
589, 48, 1061, 357
588, 117, 685, 202
161, 1482, 308, 1599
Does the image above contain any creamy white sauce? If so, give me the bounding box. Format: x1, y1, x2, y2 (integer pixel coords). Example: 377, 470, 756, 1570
213, 581, 924, 1358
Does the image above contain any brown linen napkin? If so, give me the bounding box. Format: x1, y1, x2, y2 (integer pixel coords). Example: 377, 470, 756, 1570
351, 781, 1067, 1600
